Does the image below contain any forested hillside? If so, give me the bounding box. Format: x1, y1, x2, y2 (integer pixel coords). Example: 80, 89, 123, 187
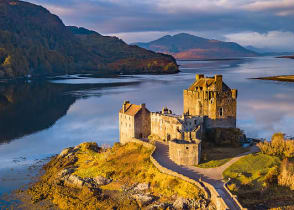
0, 0, 178, 78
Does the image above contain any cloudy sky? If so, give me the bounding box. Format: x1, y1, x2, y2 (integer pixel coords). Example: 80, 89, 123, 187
28, 0, 294, 51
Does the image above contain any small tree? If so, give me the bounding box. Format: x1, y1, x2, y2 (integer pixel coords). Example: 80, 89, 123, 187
257, 133, 294, 158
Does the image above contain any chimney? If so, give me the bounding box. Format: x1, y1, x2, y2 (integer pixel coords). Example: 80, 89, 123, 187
140, 103, 146, 109
214, 75, 223, 91
122, 100, 129, 113
231, 89, 238, 99
196, 74, 204, 81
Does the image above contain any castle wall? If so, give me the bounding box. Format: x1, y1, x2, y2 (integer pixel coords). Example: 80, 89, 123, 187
182, 116, 203, 132
119, 113, 135, 144
134, 109, 151, 139
204, 117, 236, 129
169, 140, 201, 165
151, 113, 182, 141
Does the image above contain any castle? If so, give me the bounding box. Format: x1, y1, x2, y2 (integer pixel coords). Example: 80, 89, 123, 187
119, 74, 238, 165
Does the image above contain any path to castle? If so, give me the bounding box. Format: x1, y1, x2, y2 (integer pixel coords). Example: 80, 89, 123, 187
153, 141, 259, 210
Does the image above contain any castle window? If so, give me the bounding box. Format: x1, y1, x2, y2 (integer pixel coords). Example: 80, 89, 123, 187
194, 120, 197, 125
219, 107, 223, 117
186, 147, 189, 150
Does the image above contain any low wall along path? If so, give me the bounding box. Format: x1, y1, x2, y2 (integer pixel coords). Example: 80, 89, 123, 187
129, 138, 250, 210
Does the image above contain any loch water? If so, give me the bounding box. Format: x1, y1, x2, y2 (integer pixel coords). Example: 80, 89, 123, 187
0, 56, 294, 203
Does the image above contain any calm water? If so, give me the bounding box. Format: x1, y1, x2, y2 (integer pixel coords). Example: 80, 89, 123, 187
0, 56, 294, 203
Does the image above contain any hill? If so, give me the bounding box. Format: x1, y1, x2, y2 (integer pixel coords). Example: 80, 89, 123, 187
0, 0, 178, 78
133, 33, 258, 60
23, 142, 210, 209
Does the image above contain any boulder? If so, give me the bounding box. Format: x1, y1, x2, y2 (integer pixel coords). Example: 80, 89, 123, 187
58, 147, 74, 158
57, 168, 75, 179
147, 202, 171, 210
65, 174, 85, 188
132, 193, 155, 207
173, 197, 189, 209
134, 183, 149, 191
93, 176, 112, 185
74, 142, 102, 153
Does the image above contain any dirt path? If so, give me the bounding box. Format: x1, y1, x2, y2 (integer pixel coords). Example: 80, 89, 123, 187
152, 142, 259, 209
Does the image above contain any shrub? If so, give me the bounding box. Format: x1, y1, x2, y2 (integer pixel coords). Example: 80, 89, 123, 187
257, 133, 294, 158
263, 166, 279, 186
278, 159, 294, 190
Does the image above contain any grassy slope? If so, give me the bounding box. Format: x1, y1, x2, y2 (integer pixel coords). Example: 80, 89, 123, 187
25, 142, 207, 209
223, 153, 294, 209
197, 146, 249, 168
74, 143, 203, 201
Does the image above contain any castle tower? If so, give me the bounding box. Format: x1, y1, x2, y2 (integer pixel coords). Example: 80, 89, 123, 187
183, 74, 237, 128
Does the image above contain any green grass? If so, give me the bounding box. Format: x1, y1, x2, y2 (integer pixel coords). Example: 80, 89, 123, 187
221, 153, 294, 209
223, 153, 280, 186
196, 146, 249, 168
197, 158, 231, 168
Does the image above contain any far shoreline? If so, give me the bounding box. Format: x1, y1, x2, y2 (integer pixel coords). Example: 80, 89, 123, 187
252, 75, 294, 82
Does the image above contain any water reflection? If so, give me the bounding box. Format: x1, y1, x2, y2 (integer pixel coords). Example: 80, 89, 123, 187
0, 82, 76, 144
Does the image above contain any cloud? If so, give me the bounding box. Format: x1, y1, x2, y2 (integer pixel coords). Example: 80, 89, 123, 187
27, 0, 294, 50
225, 31, 294, 51
244, 0, 294, 14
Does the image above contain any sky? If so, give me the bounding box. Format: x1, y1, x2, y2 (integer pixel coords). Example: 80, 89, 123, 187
27, 0, 294, 51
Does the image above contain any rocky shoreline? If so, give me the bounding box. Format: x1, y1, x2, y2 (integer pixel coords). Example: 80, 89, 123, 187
17, 142, 213, 209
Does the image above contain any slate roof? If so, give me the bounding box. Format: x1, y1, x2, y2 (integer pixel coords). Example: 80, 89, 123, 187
120, 103, 149, 116
188, 77, 230, 91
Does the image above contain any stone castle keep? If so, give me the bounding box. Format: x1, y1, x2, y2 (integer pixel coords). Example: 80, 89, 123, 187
119, 74, 238, 165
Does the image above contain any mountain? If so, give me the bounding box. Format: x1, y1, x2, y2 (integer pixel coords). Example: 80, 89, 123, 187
246, 46, 294, 56
0, 0, 178, 79
132, 33, 258, 60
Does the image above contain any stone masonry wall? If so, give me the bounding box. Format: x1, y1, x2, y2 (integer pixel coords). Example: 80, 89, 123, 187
169, 140, 201, 165
119, 113, 135, 144
150, 113, 182, 141
134, 108, 151, 139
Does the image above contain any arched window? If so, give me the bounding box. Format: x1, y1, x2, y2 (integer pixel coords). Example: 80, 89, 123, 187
219, 107, 223, 117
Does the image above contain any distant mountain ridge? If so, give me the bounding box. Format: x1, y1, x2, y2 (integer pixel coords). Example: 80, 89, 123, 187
132, 33, 258, 59
0, 0, 178, 78
246, 46, 294, 56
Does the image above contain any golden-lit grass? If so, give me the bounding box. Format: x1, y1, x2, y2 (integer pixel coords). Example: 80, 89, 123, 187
26, 142, 204, 209
223, 153, 294, 209
74, 142, 203, 200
